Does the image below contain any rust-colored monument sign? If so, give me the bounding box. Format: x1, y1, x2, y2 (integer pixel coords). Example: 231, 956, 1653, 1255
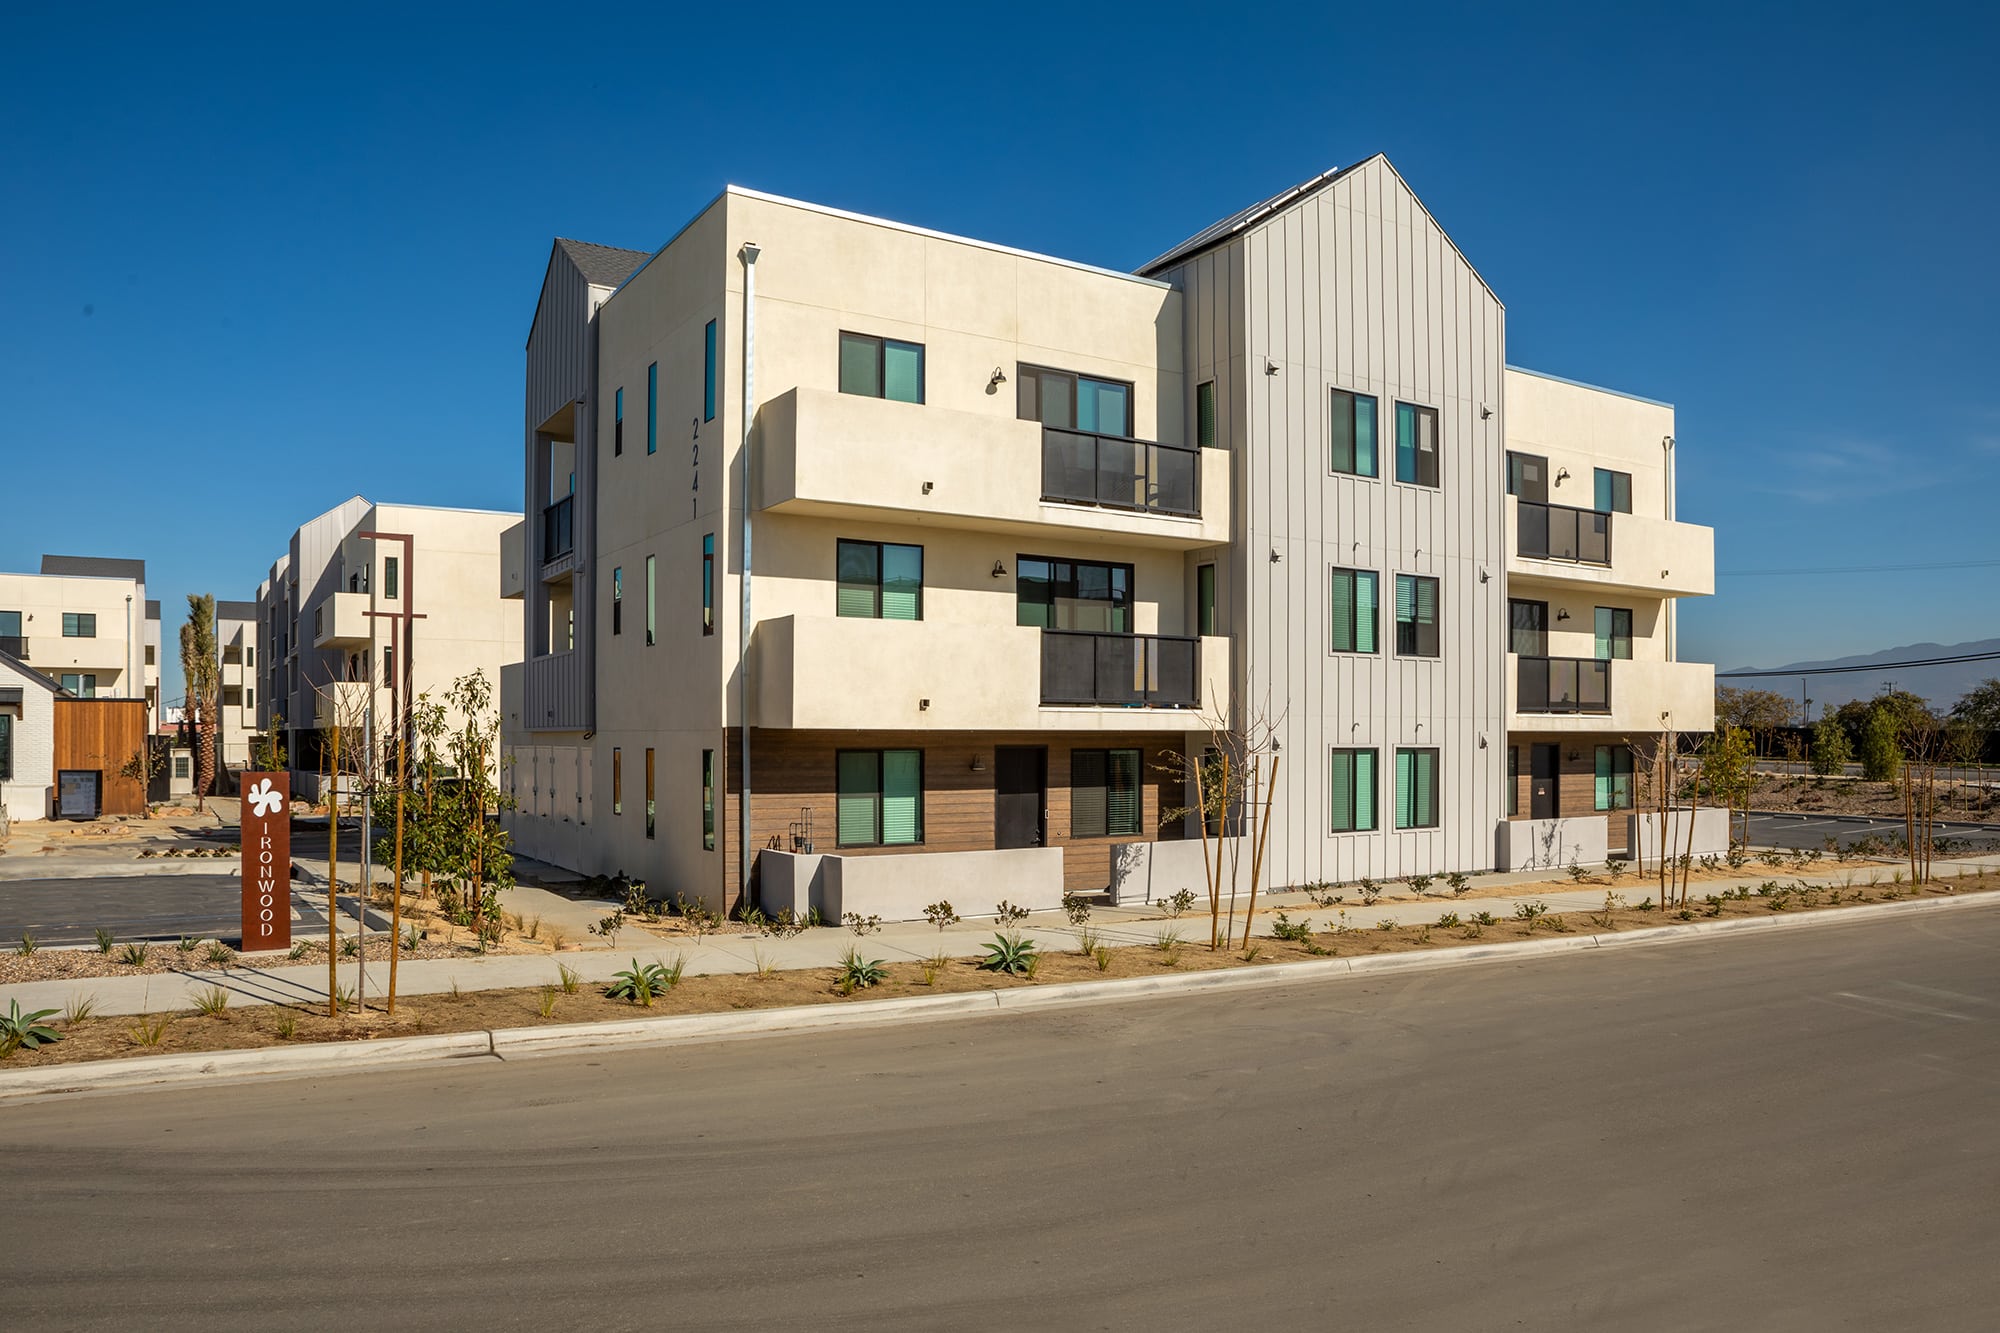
240, 772, 292, 952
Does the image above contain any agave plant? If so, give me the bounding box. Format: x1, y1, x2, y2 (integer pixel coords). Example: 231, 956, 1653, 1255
978, 932, 1039, 976
604, 959, 675, 1007
0, 1001, 64, 1057
836, 947, 888, 992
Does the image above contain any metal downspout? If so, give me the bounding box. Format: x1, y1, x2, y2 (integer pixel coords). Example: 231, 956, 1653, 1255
738, 242, 761, 912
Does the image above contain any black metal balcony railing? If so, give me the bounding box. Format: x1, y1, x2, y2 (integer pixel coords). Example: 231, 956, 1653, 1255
1041, 428, 1199, 518
1518, 500, 1611, 565
0, 636, 26, 660
542, 495, 575, 561
1040, 630, 1199, 708
1517, 655, 1612, 714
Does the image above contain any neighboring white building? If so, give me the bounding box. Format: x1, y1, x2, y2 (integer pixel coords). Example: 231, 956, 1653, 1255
214, 599, 260, 770
501, 156, 1717, 916
0, 646, 61, 823
0, 555, 161, 726
255, 498, 523, 797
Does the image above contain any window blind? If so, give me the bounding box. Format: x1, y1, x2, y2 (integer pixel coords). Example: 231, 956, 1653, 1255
880, 545, 922, 621
836, 541, 880, 619
837, 752, 881, 846
1197, 381, 1216, 449
1106, 749, 1141, 837
1071, 749, 1108, 838
1355, 571, 1377, 653
881, 750, 921, 844
1332, 570, 1354, 651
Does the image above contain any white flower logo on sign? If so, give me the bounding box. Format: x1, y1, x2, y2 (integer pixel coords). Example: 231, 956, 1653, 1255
247, 779, 286, 819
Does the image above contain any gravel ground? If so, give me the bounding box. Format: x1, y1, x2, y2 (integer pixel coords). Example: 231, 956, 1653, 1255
0, 932, 562, 987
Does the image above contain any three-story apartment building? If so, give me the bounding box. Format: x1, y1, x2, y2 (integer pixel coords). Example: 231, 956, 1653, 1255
0, 555, 161, 724
501, 155, 1715, 915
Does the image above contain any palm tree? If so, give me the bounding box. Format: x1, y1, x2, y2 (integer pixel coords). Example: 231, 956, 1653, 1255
179, 594, 219, 812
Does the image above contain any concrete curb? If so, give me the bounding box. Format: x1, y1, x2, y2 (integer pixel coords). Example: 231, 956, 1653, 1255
5, 890, 1994, 1102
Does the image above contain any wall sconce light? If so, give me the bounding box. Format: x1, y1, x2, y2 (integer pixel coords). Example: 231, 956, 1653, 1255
1556, 609, 1571, 621
922, 481, 934, 494
919, 698, 931, 711
1566, 748, 1581, 762
1661, 569, 1671, 579
1270, 739, 1281, 752
988, 367, 1007, 392
1265, 359, 1280, 375
1477, 566, 1491, 583
991, 560, 1007, 579
1270, 548, 1282, 563
1480, 403, 1493, 420
1555, 467, 1571, 485
970, 755, 987, 772
1478, 733, 1488, 749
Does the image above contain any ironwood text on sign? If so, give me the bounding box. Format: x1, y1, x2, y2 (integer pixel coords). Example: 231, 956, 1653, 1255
240, 772, 292, 951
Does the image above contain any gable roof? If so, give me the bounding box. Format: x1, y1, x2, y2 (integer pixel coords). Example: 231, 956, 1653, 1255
39, 554, 145, 583
1138, 158, 1370, 276
0, 646, 62, 693
555, 237, 652, 289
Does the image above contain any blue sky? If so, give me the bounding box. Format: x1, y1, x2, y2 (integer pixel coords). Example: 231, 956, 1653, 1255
4, 1, 1996, 703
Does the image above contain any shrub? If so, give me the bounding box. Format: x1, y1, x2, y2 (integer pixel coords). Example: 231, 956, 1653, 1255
192, 986, 230, 1018
174, 935, 198, 954
605, 959, 677, 1006
979, 932, 1039, 976
1471, 911, 1497, 927
537, 986, 559, 1018
843, 912, 883, 937
127, 1014, 171, 1047
1446, 872, 1471, 897
556, 963, 582, 995
288, 941, 310, 960
0, 1001, 63, 1057
14, 932, 37, 956
836, 947, 889, 993
993, 901, 1031, 927
205, 942, 235, 967
1514, 900, 1549, 928
1565, 861, 1591, 884
1357, 878, 1382, 905
94, 928, 116, 955
1160, 889, 1197, 918
1091, 944, 1113, 972
1435, 912, 1462, 929
1305, 882, 1346, 907
676, 894, 722, 940
923, 901, 961, 931
1604, 858, 1628, 879
1061, 890, 1093, 927
1268, 912, 1313, 943
119, 942, 150, 966
62, 993, 99, 1025
1408, 874, 1434, 897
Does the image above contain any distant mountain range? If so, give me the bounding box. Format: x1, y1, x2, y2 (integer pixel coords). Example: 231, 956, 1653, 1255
1722, 638, 2000, 713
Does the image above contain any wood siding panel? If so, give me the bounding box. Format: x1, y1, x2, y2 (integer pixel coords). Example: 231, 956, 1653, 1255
53, 699, 148, 815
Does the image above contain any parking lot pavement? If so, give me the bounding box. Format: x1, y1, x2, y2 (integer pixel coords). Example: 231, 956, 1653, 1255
1745, 809, 2000, 852
0, 874, 322, 948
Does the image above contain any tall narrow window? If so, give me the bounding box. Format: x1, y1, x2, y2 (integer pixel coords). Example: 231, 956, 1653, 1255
1508, 746, 1519, 817
702, 750, 716, 850
702, 535, 715, 635
1330, 748, 1378, 832
1594, 606, 1633, 660
836, 540, 923, 620
839, 332, 925, 404
611, 566, 623, 636
646, 362, 658, 455
1394, 575, 1440, 657
1196, 380, 1216, 449
1393, 401, 1439, 487
837, 749, 924, 846
1509, 599, 1548, 656
383, 645, 394, 685
612, 747, 623, 815
645, 555, 657, 646
1594, 468, 1632, 514
703, 320, 717, 422
1330, 568, 1379, 654
1197, 563, 1216, 637
614, 386, 624, 456
1595, 746, 1635, 810
644, 748, 656, 839
1330, 388, 1379, 478
1070, 748, 1141, 838
383, 556, 399, 600
0, 713, 12, 782
1395, 748, 1439, 829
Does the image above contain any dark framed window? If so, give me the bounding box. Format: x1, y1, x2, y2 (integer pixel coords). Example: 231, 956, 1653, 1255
1330, 568, 1379, 654
1071, 748, 1141, 838
612, 747, 622, 815
702, 750, 716, 850
0, 610, 19, 637
1508, 746, 1519, 817
60, 673, 96, 697
1395, 575, 1440, 658
145, 646, 156, 665
645, 748, 656, 839
839, 332, 924, 404
1595, 606, 1633, 660
1017, 364, 1132, 436
645, 555, 657, 646
1331, 388, 1379, 478
0, 713, 12, 781
836, 749, 924, 847
1330, 748, 1378, 832
836, 540, 923, 620
1509, 599, 1547, 656
614, 386, 624, 456
611, 566, 623, 636
1594, 468, 1632, 514
1506, 451, 1546, 500
1196, 381, 1216, 449
384, 556, 399, 600
1595, 746, 1635, 811
1393, 401, 1440, 487
702, 535, 715, 635
647, 362, 658, 455
62, 612, 96, 638
1197, 563, 1216, 637
1015, 556, 1132, 631
704, 319, 717, 422
1395, 748, 1439, 829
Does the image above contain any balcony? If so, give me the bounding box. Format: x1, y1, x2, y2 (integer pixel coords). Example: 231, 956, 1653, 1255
752, 615, 1226, 733
311, 591, 371, 648
0, 635, 25, 660
1508, 656, 1714, 733
500, 520, 525, 600
313, 680, 372, 727
757, 387, 1230, 550
1507, 496, 1714, 599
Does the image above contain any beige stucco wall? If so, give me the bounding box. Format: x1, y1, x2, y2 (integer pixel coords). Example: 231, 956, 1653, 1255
0, 572, 147, 696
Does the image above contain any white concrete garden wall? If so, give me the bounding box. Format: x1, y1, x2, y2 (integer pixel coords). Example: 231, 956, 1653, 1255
1496, 816, 1609, 871
758, 847, 1064, 922
1108, 837, 1250, 905
1630, 808, 1731, 862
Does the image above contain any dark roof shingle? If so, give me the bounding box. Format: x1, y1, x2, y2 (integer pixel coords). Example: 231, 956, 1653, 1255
556, 237, 652, 289
40, 554, 146, 583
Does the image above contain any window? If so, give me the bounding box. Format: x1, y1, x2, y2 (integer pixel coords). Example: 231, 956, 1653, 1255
837, 749, 924, 847
1330, 388, 1379, 478
1505, 451, 1546, 500
0, 610, 17, 637
1197, 564, 1216, 637
1508, 746, 1519, 817
383, 646, 395, 685
1595, 607, 1633, 660
839, 332, 924, 404
1329, 748, 1379, 832
1594, 468, 1632, 514
1017, 365, 1131, 436
702, 750, 716, 850
1196, 381, 1216, 449
647, 362, 658, 455
1330, 568, 1379, 654
246, 688, 254, 709
0, 714, 10, 780
704, 320, 717, 422
645, 748, 656, 839
612, 567, 623, 636
384, 556, 399, 600
1509, 599, 1547, 656
1596, 746, 1635, 811
1070, 748, 1141, 838
611, 748, 623, 815
1395, 575, 1440, 658
1015, 556, 1132, 631
60, 673, 97, 697
614, 386, 624, 456
145, 646, 156, 665
645, 556, 657, 646
247, 646, 254, 668
174, 755, 190, 780
1395, 748, 1439, 829
1393, 402, 1439, 487
836, 540, 923, 620
702, 535, 715, 635
62, 612, 97, 638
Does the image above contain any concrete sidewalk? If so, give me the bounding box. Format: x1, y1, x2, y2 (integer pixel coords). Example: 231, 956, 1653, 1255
4, 853, 1993, 1019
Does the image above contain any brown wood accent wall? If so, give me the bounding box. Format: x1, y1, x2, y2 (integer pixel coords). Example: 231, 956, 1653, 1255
1505, 732, 1637, 854
724, 729, 1190, 910
53, 698, 149, 816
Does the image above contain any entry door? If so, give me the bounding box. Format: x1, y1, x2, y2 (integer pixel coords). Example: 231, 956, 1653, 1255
1530, 744, 1560, 820
994, 747, 1047, 849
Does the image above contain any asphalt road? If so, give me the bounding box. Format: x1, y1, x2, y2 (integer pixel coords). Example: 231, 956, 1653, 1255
1744, 809, 2000, 852
5, 907, 1997, 1331
0, 875, 326, 947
